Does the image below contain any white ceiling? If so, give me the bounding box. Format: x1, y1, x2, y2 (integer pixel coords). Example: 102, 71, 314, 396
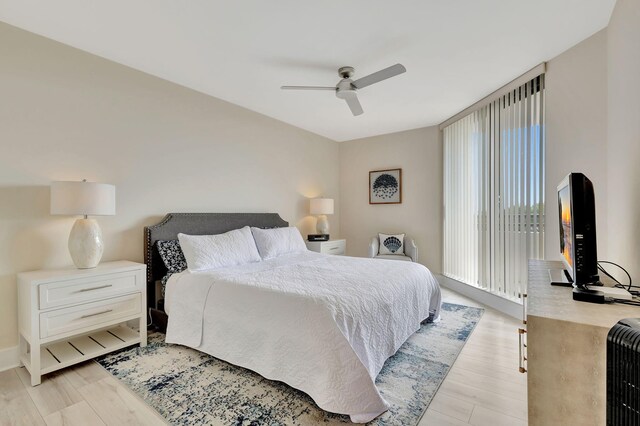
0, 1, 615, 141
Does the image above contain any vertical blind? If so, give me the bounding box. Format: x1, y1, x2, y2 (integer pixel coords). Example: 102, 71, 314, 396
443, 74, 545, 301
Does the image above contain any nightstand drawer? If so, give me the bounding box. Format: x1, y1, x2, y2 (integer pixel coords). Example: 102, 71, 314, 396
322, 241, 345, 255
306, 239, 346, 255
39, 271, 141, 310
40, 293, 141, 339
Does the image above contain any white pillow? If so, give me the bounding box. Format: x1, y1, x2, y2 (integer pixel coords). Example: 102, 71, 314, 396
178, 226, 261, 271
378, 233, 405, 255
251, 227, 307, 260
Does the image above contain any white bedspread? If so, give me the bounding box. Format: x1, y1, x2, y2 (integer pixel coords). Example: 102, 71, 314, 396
165, 251, 441, 423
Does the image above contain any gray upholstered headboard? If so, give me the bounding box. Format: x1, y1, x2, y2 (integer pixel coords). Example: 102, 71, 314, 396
143, 213, 288, 308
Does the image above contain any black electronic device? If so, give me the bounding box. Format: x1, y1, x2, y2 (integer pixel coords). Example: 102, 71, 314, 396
607, 318, 640, 425
572, 286, 605, 304
549, 269, 573, 287
307, 234, 330, 242
556, 173, 600, 294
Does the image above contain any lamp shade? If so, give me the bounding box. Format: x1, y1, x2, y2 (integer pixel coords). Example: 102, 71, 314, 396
50, 181, 116, 216
310, 198, 334, 215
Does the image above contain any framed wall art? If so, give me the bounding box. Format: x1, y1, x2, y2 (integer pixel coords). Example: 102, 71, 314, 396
369, 168, 402, 204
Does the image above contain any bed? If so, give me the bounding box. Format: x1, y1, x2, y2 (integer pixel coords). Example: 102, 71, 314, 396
144, 213, 442, 423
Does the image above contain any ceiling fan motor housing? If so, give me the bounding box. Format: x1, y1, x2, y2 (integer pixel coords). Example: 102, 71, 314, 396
336, 78, 356, 99
338, 66, 355, 79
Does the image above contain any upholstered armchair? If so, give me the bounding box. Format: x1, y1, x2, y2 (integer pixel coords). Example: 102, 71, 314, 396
368, 235, 418, 262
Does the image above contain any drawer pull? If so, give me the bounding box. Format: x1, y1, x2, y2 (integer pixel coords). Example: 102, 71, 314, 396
518, 327, 527, 373
78, 284, 113, 293
329, 247, 339, 250
79, 309, 113, 319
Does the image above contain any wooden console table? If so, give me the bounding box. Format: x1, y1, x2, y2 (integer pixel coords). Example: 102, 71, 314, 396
524, 259, 638, 425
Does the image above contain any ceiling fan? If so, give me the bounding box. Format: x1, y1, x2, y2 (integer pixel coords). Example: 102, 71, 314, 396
281, 63, 406, 116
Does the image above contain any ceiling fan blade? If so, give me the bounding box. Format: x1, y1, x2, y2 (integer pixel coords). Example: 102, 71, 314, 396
281, 85, 336, 91
351, 63, 406, 89
345, 94, 364, 116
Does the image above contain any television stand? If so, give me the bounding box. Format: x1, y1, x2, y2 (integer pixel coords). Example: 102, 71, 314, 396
526, 259, 640, 425
548, 268, 573, 286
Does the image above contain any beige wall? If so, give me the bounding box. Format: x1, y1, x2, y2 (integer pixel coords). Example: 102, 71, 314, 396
339, 127, 442, 273
544, 29, 608, 261
0, 23, 340, 350
607, 0, 640, 281
545, 2, 640, 282
337, 28, 613, 279
337, 29, 609, 276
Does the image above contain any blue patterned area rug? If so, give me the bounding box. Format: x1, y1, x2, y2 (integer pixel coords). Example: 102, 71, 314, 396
97, 302, 483, 425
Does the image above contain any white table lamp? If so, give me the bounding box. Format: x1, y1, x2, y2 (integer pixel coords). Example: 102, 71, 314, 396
310, 198, 334, 235
51, 180, 116, 269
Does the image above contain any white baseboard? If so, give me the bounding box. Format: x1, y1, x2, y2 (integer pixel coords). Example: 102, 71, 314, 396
436, 274, 522, 320
0, 345, 20, 372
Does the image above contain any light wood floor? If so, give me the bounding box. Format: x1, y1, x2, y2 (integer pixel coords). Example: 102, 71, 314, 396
0, 287, 526, 426
418, 287, 527, 426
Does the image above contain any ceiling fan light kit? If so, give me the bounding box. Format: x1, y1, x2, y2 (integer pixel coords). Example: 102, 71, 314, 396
281, 63, 406, 116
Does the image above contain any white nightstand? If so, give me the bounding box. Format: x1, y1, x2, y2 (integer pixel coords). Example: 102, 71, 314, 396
306, 239, 346, 255
17, 261, 147, 386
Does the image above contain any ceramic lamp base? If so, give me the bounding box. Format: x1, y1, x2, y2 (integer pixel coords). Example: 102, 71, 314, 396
68, 218, 104, 269
316, 215, 330, 235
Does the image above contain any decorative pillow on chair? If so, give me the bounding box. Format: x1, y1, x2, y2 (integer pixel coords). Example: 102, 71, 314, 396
378, 233, 405, 255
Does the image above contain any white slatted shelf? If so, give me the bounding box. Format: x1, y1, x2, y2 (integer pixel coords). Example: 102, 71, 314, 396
21, 325, 140, 375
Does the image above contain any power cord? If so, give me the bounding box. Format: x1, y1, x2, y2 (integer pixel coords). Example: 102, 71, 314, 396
598, 260, 639, 296
147, 308, 156, 330
598, 260, 640, 306
606, 297, 640, 307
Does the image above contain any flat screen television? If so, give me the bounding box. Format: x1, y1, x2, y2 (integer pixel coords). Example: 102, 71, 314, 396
556, 172, 599, 287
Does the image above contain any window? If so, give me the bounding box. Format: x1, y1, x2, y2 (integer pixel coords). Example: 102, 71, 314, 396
443, 74, 545, 301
